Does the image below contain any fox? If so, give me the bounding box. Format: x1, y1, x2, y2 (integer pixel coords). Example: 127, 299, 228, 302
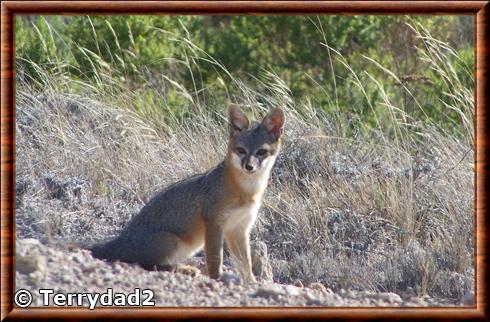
90, 104, 285, 283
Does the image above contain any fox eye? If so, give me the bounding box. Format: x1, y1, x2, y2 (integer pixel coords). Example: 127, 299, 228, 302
256, 149, 268, 156
236, 147, 246, 155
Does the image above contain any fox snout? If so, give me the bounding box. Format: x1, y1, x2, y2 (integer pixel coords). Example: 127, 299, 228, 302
229, 148, 270, 175
243, 155, 259, 173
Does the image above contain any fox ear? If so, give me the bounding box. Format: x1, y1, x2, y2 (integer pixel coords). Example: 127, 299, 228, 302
262, 107, 285, 139
228, 104, 250, 136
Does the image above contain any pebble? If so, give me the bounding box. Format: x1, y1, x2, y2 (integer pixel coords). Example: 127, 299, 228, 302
61, 274, 72, 283
375, 292, 402, 304
285, 285, 301, 297
208, 280, 220, 291
113, 265, 123, 274
253, 284, 285, 299
82, 265, 97, 273
304, 292, 324, 305
72, 252, 85, 264
219, 272, 241, 286
402, 297, 427, 306
308, 282, 327, 293
19, 238, 41, 247
331, 293, 342, 301
16, 255, 39, 275
345, 290, 357, 299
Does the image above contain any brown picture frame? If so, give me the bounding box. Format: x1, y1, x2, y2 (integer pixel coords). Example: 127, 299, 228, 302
1, 1, 488, 320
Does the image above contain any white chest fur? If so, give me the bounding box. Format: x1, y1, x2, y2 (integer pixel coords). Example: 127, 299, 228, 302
223, 201, 261, 233
238, 171, 270, 196
223, 154, 276, 233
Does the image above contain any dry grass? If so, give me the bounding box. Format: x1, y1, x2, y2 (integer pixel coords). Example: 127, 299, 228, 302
16, 20, 474, 300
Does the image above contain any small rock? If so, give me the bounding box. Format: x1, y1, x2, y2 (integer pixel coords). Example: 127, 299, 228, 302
16, 255, 39, 275
293, 280, 304, 288
402, 297, 427, 306
18, 238, 41, 248
219, 271, 241, 286
72, 266, 81, 275
71, 252, 85, 264
253, 284, 285, 299
61, 274, 72, 284
308, 282, 327, 293
285, 285, 301, 297
251, 241, 273, 283
206, 280, 220, 291
345, 290, 356, 299
27, 270, 45, 285
304, 292, 324, 305
332, 293, 342, 301
113, 263, 123, 274
82, 265, 97, 273
375, 292, 402, 304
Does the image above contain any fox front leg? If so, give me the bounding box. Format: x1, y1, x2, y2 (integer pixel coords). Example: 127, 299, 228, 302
204, 222, 224, 279
225, 228, 256, 284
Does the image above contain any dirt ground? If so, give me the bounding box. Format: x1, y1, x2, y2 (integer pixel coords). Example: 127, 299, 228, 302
16, 238, 469, 308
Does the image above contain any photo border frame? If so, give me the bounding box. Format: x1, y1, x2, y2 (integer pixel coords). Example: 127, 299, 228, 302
1, 1, 488, 320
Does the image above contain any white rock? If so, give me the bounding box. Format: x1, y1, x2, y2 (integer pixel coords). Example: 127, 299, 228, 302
253, 284, 285, 299
375, 292, 402, 304
285, 285, 301, 296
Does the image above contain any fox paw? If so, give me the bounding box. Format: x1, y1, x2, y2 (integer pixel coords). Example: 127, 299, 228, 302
174, 264, 201, 277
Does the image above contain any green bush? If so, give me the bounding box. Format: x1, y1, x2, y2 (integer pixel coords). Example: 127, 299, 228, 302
16, 15, 474, 134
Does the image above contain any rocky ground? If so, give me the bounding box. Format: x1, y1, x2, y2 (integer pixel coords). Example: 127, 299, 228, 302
16, 238, 469, 308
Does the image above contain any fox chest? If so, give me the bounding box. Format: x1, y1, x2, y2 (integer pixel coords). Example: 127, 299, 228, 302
222, 201, 261, 232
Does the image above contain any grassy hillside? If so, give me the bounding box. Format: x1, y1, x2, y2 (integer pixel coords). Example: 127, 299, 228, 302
16, 15, 474, 300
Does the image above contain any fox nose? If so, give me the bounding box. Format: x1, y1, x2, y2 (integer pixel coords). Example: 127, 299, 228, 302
245, 164, 254, 172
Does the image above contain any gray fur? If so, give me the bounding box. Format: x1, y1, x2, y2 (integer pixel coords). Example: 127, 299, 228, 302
91, 163, 225, 267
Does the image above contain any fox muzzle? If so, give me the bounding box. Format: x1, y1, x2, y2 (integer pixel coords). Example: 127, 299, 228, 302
243, 155, 259, 173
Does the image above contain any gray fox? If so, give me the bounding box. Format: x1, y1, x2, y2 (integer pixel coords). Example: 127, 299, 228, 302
91, 104, 285, 283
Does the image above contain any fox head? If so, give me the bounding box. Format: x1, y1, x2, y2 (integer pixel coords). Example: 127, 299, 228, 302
226, 104, 285, 174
